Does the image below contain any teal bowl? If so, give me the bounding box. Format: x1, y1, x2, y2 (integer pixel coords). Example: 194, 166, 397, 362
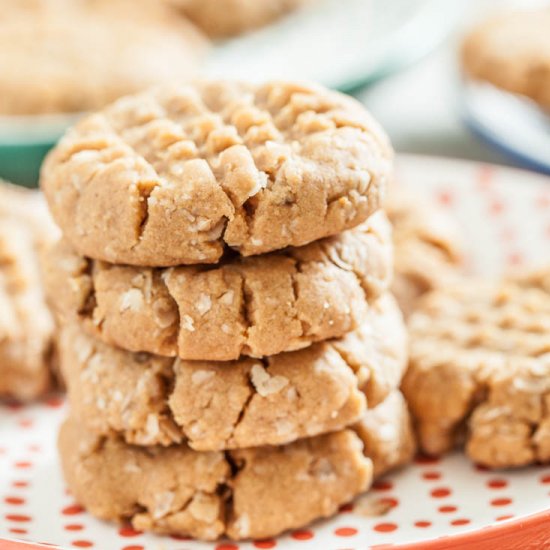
0, 114, 79, 187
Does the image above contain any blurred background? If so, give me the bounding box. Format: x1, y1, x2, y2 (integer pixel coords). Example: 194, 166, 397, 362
0, 0, 548, 186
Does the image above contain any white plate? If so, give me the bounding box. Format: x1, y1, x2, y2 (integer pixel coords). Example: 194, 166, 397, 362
462, 81, 550, 175
1, 155, 549, 550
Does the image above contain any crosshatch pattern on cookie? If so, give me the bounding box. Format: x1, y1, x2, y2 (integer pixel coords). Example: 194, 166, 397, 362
41, 81, 392, 266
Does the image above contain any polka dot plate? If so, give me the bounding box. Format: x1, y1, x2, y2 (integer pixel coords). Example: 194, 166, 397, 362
1, 154, 549, 550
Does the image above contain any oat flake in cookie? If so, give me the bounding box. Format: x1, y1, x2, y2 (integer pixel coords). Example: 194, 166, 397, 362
40, 80, 392, 266
58, 294, 407, 450
402, 275, 550, 468
44, 212, 393, 360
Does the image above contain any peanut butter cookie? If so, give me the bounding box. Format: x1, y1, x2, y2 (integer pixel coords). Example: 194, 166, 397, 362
59, 293, 407, 449
402, 276, 550, 468
387, 187, 463, 317
41, 81, 392, 266
0, 182, 58, 400
170, 0, 313, 38
58, 390, 413, 540
45, 211, 392, 360
0, 0, 207, 115
462, 8, 550, 109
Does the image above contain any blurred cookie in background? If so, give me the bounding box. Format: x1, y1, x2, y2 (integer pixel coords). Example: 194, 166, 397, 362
0, 181, 59, 401
169, 0, 315, 38
0, 0, 208, 115
461, 8, 550, 110
387, 186, 464, 318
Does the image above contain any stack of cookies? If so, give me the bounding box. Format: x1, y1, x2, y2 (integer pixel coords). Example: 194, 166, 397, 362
41, 80, 414, 541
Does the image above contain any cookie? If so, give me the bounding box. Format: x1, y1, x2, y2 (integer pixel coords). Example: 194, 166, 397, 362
59, 391, 412, 540
170, 0, 313, 38
402, 278, 550, 468
45, 211, 392, 360
462, 8, 550, 109
59, 293, 407, 449
0, 182, 58, 400
0, 0, 207, 115
41, 80, 392, 266
387, 187, 463, 317
59, 416, 372, 541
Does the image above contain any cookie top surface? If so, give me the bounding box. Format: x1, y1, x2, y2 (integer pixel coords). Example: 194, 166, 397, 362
0, 182, 58, 400
403, 276, 550, 468
45, 211, 393, 360
41, 80, 392, 266
386, 186, 463, 317
462, 8, 550, 109
0, 0, 207, 115
59, 293, 407, 450
170, 0, 313, 38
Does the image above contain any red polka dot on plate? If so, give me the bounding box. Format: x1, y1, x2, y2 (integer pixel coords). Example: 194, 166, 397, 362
451, 519, 471, 526
62, 504, 84, 515
334, 527, 357, 537
14, 461, 32, 469
436, 190, 454, 207
18, 418, 33, 429
507, 252, 523, 266
118, 525, 142, 537
253, 540, 276, 549
491, 498, 512, 507
414, 455, 440, 465
430, 488, 451, 498
372, 480, 393, 491
9, 527, 28, 535
422, 471, 441, 481
72, 541, 93, 548
438, 505, 457, 513
414, 521, 431, 528
496, 515, 514, 521
540, 475, 550, 484
489, 199, 504, 215
215, 544, 239, 550
65, 524, 84, 532
291, 530, 314, 540
45, 395, 64, 408
487, 478, 508, 489
122, 546, 144, 550
11, 481, 29, 488
5, 514, 32, 522
4, 496, 25, 505
373, 523, 398, 533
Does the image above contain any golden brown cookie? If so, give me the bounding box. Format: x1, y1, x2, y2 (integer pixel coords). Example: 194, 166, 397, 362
402, 277, 550, 468
0, 0, 207, 115
170, 0, 313, 38
387, 186, 463, 317
0, 182, 58, 400
461, 8, 550, 109
59, 416, 372, 541
44, 211, 392, 360
59, 293, 407, 449
41, 80, 392, 266
58, 391, 413, 540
